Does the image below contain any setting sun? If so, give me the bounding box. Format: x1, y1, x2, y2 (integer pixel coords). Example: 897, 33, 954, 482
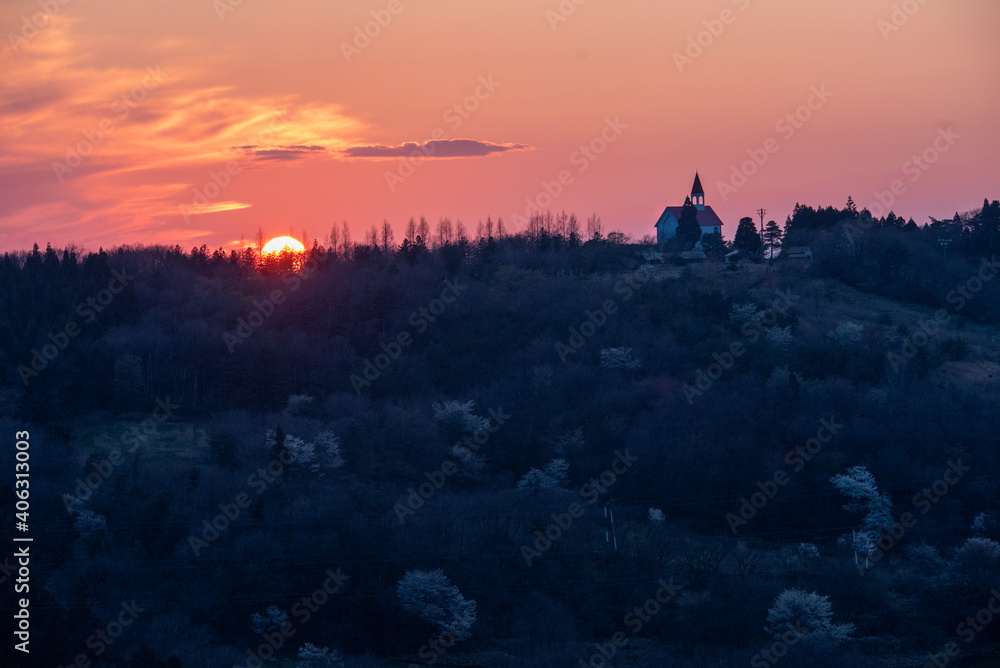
261, 236, 305, 256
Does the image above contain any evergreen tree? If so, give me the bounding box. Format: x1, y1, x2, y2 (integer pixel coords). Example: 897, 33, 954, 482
701, 231, 726, 260
673, 197, 702, 250
733, 217, 763, 256
763, 220, 783, 258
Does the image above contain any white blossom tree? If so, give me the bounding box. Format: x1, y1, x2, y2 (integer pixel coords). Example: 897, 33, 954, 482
600, 347, 641, 369
765, 589, 854, 642
830, 466, 892, 569
284, 434, 316, 466
396, 569, 477, 643
433, 400, 490, 434
450, 444, 488, 480
296, 643, 343, 667
950, 537, 1000, 589
828, 322, 864, 346
517, 459, 570, 490
729, 303, 762, 328
73, 510, 107, 536
251, 606, 289, 634
314, 431, 345, 470
765, 325, 794, 349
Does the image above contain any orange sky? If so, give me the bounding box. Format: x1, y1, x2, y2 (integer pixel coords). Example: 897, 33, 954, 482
1, 0, 998, 251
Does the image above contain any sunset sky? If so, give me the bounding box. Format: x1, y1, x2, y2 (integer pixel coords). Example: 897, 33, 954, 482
1, 0, 998, 251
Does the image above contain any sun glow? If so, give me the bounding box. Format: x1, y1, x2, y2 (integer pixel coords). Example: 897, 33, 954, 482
261, 236, 305, 256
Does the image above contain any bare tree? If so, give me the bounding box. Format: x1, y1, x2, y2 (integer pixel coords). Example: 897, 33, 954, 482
380, 219, 394, 255
437, 217, 453, 247
417, 215, 431, 244
328, 224, 340, 257
586, 213, 603, 241
405, 217, 418, 244
455, 219, 468, 243
567, 213, 580, 244
340, 221, 352, 257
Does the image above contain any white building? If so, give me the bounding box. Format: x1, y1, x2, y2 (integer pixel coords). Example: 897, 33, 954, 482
654, 173, 725, 246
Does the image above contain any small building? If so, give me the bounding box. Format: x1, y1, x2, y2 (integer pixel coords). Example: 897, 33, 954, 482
784, 247, 814, 260
654, 173, 725, 246
678, 250, 707, 262
639, 251, 665, 265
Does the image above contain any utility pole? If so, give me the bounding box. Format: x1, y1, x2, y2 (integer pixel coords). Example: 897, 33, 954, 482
756, 208, 767, 237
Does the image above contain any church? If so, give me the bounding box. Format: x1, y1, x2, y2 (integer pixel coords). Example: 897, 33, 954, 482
654, 173, 725, 246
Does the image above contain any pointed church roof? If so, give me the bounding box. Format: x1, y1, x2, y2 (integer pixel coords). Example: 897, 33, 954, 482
691, 173, 705, 196
654, 206, 725, 229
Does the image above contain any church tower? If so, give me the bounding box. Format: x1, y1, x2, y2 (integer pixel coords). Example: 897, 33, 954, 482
691, 173, 705, 211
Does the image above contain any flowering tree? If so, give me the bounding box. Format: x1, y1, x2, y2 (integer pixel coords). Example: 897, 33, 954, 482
296, 643, 343, 667
828, 322, 864, 347
729, 303, 762, 328
950, 537, 1000, 589
433, 400, 490, 434
396, 569, 477, 643
251, 606, 288, 634
765, 589, 854, 641
517, 459, 570, 490
314, 431, 345, 470
830, 466, 892, 569
600, 347, 641, 369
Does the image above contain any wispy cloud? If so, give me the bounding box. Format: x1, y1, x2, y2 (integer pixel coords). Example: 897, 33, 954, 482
237, 145, 328, 162
0, 15, 365, 249
342, 138, 532, 159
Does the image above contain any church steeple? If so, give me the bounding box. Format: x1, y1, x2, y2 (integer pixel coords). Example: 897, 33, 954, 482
691, 173, 705, 211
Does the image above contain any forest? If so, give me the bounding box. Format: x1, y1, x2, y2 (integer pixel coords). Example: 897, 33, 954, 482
2, 198, 1000, 667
